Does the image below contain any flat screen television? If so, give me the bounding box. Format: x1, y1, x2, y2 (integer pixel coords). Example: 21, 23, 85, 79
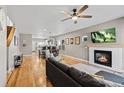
91, 27, 116, 43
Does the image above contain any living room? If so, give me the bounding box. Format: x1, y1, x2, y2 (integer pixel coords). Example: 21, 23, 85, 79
32, 5, 124, 86
46, 16, 124, 87
1, 1, 124, 91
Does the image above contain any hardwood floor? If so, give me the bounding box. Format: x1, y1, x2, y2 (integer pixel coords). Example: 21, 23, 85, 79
61, 55, 82, 65
46, 79, 53, 87
6, 53, 84, 87
7, 53, 46, 87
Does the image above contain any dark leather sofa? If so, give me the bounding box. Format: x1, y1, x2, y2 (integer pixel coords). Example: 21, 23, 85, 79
46, 58, 106, 87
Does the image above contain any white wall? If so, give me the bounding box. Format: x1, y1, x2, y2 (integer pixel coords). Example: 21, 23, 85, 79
20, 34, 32, 55
0, 7, 7, 86
8, 30, 20, 72
6, 15, 20, 73
0, 31, 7, 87
32, 40, 37, 52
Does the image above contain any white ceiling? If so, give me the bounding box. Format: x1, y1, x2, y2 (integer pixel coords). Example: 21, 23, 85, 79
6, 5, 124, 39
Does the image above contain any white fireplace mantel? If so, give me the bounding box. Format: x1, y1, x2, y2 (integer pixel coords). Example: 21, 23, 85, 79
89, 47, 123, 71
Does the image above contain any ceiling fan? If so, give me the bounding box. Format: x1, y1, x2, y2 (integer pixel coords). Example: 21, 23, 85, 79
61, 5, 92, 24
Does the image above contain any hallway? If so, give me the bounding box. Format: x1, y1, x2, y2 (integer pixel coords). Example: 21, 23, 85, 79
7, 53, 46, 87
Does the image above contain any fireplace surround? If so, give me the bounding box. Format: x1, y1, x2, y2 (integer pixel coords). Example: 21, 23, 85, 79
94, 50, 112, 67
89, 47, 123, 71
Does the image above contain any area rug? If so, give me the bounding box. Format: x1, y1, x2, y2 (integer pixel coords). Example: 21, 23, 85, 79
95, 71, 124, 85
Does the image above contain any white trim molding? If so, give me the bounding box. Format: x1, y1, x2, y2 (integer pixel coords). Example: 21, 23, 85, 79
23, 54, 32, 56
89, 47, 123, 71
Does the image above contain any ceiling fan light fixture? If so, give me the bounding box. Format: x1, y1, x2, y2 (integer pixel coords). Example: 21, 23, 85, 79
72, 16, 78, 21
61, 5, 92, 24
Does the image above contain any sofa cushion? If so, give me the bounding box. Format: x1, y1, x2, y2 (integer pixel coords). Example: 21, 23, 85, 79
48, 58, 57, 63
48, 58, 69, 74
68, 67, 105, 87
54, 61, 69, 74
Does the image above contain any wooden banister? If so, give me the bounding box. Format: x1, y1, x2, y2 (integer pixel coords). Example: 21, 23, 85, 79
7, 26, 16, 47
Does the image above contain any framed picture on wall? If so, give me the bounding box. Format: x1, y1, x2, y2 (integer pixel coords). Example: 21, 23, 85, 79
82, 36, 88, 42
0, 22, 3, 31
61, 40, 65, 50
65, 38, 69, 45
16, 37, 18, 46
62, 40, 64, 45
70, 38, 74, 44
75, 36, 80, 45
14, 36, 16, 46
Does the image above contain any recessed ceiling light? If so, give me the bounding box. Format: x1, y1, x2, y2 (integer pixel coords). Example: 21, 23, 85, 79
43, 29, 47, 31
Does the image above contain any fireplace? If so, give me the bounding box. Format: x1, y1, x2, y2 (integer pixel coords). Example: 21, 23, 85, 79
94, 50, 112, 67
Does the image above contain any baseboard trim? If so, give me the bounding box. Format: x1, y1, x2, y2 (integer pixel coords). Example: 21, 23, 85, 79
7, 66, 14, 74
23, 54, 32, 56
63, 54, 89, 63
7, 66, 15, 84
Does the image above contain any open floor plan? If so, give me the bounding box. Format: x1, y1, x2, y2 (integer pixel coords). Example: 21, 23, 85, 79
0, 5, 124, 87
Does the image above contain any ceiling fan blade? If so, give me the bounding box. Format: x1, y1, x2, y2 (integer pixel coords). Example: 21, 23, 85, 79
60, 11, 71, 17
78, 15, 92, 18
77, 5, 88, 15
61, 17, 72, 22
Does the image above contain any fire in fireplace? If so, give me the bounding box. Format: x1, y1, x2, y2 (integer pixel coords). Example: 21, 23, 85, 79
94, 50, 112, 67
